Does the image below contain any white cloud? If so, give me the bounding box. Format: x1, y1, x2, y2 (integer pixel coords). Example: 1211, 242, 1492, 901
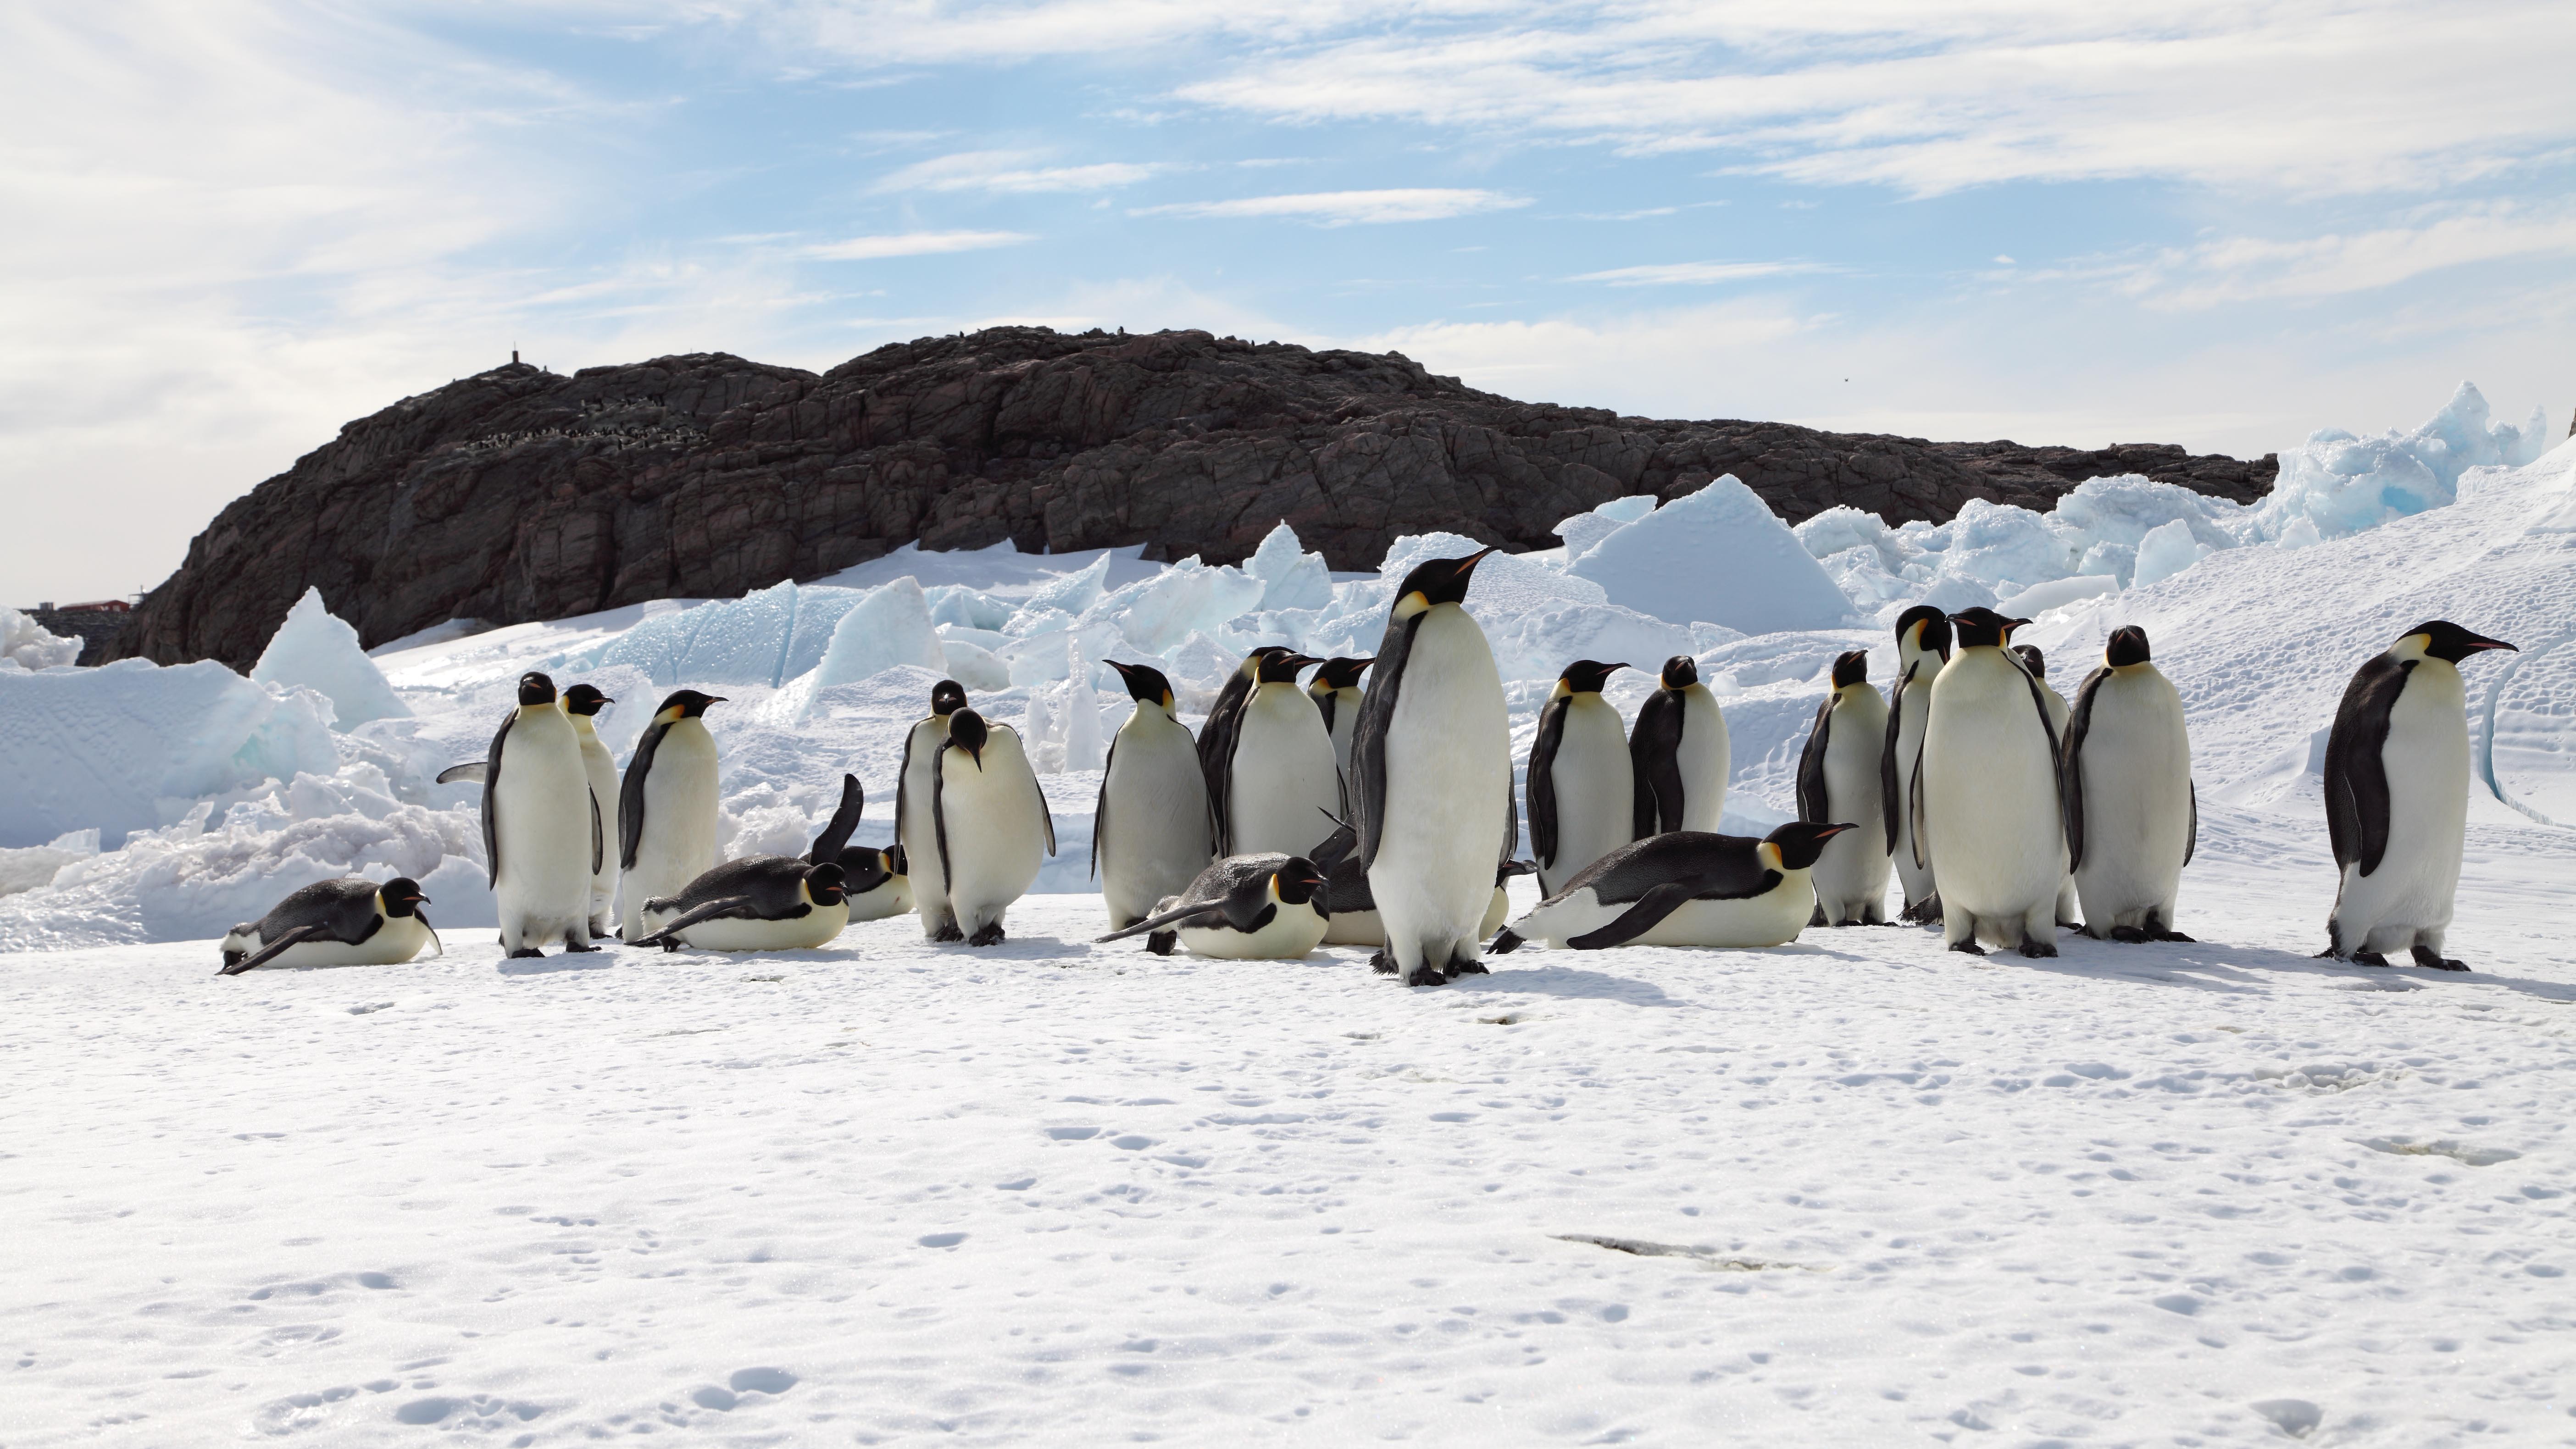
1570, 260, 1832, 286
874, 149, 1169, 193
2107, 205, 2576, 309
1133, 188, 1527, 225
797, 230, 1036, 260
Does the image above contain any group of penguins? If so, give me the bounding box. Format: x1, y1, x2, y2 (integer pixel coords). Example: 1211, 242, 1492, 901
217, 549, 2519, 986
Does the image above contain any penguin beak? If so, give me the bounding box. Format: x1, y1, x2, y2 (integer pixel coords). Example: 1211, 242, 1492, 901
2465, 635, 2517, 653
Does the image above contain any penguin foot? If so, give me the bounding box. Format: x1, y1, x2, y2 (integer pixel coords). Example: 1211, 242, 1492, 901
966, 922, 1007, 947
2350, 951, 2391, 967
1947, 940, 1986, 956
1487, 929, 1524, 955
1369, 950, 1395, 976
1144, 931, 1177, 957
2410, 945, 2470, 972
1446, 957, 1489, 979
933, 923, 965, 944
1402, 966, 1447, 988
2108, 925, 2152, 944
1899, 895, 1943, 926
658, 937, 683, 954
1809, 905, 1827, 927
2019, 939, 2060, 959
506, 947, 546, 959
2156, 929, 2197, 944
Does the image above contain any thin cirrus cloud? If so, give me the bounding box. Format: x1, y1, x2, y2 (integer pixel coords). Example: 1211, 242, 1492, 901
2106, 205, 2576, 310
874, 149, 1171, 194
1571, 260, 1834, 287
1133, 188, 1528, 226
796, 230, 1035, 261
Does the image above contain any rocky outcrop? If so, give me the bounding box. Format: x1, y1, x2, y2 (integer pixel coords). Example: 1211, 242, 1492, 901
111, 327, 2276, 668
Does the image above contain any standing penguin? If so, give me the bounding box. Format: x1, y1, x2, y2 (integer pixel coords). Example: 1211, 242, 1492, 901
483, 671, 600, 957
1881, 605, 1952, 923
2062, 627, 2196, 943
2015, 645, 2083, 930
562, 683, 620, 937
1094, 660, 1214, 930
1200, 649, 1341, 857
2320, 621, 2516, 969
1796, 650, 1893, 925
932, 708, 1056, 946
1306, 657, 1373, 781
218, 877, 439, 976
1629, 655, 1729, 837
1527, 659, 1635, 896
1350, 550, 1511, 987
1918, 608, 2062, 957
617, 688, 724, 943
895, 679, 971, 941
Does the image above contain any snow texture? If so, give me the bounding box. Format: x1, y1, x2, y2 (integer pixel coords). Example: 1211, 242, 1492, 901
250, 587, 412, 727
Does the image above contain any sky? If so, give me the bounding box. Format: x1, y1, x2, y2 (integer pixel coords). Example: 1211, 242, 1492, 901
4, 1, 2573, 605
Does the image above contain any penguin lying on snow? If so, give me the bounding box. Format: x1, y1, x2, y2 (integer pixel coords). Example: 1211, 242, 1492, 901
632, 775, 887, 951
220, 877, 439, 976
1490, 822, 1856, 951
1096, 854, 1330, 959
2320, 620, 2515, 970
811, 774, 912, 923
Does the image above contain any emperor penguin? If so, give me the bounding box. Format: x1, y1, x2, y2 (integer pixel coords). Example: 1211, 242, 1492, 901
2060, 627, 2197, 943
617, 689, 724, 944
483, 671, 600, 956
1629, 654, 1729, 836
1881, 605, 1951, 923
2319, 620, 2516, 970
932, 708, 1056, 946
1310, 812, 1524, 949
807, 773, 913, 923
1094, 660, 1214, 930
1489, 822, 1856, 952
2015, 645, 2083, 929
1200, 649, 1342, 857
1527, 659, 1635, 896
1306, 657, 1373, 781
1350, 550, 1511, 987
895, 679, 971, 941
218, 877, 439, 976
1195, 645, 1290, 805
1795, 650, 1893, 925
1096, 853, 1331, 960
562, 683, 621, 936
1918, 608, 2063, 957
632, 860, 851, 953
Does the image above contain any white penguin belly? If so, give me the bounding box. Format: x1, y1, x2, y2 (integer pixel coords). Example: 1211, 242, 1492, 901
1891, 681, 1937, 904
2070, 670, 2193, 931
1326, 696, 1359, 782
1516, 876, 1814, 949
620, 724, 720, 940
575, 725, 619, 930
2337, 666, 2470, 952
1921, 656, 2063, 945
1368, 606, 1510, 976
941, 730, 1046, 934
1812, 693, 1892, 922
1675, 688, 1730, 832
233, 914, 436, 970
900, 717, 953, 936
1323, 906, 1384, 945
1178, 899, 1329, 959
668, 899, 850, 952
1227, 685, 1343, 857
844, 876, 914, 923
1538, 698, 1636, 896
1101, 714, 1214, 927
495, 709, 594, 949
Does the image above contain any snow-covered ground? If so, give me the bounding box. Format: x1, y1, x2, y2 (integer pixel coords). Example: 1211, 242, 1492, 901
2, 383, 2573, 1443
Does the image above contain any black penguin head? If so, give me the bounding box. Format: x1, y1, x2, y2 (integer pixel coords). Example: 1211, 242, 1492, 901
656, 688, 724, 721
1390, 549, 1496, 618
562, 683, 613, 716
1273, 856, 1327, 908
1257, 651, 1322, 684
516, 672, 558, 706
1895, 605, 1952, 661
1235, 644, 1293, 679
2402, 620, 2517, 665
1658, 654, 1699, 690
1764, 821, 1855, 872
378, 877, 430, 917
1946, 607, 2026, 650
2013, 644, 2046, 680
1105, 660, 1177, 708
930, 679, 968, 716
803, 861, 849, 907
1558, 659, 1628, 694
946, 708, 989, 767
1310, 656, 1373, 692
2103, 626, 2152, 667
1829, 650, 1869, 690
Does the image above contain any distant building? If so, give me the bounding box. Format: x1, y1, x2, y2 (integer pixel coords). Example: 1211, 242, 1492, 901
22, 599, 133, 665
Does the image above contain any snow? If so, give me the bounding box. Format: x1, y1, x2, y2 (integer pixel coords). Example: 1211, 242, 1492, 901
1567, 475, 1856, 636
250, 587, 412, 727
1, 605, 83, 669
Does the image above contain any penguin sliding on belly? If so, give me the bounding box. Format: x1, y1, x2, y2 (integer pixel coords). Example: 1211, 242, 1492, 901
1489, 822, 1854, 951
633, 774, 895, 950
1351, 550, 1512, 987
896, 680, 971, 941
1796, 650, 1892, 925
933, 708, 1057, 946
219, 877, 439, 976
1630, 654, 1729, 836
2061, 627, 2197, 943
2015, 645, 2083, 930
2320, 620, 2515, 970
618, 689, 724, 944
1306, 656, 1372, 782
1527, 659, 1634, 897
1096, 854, 1330, 959
1202, 649, 1342, 857
481, 671, 601, 957
1918, 608, 2063, 957
1094, 660, 1214, 931
1881, 605, 1951, 924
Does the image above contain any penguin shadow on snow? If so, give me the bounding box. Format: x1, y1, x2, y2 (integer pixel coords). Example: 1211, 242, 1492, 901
1971, 927, 2576, 1003
1447, 955, 1689, 1008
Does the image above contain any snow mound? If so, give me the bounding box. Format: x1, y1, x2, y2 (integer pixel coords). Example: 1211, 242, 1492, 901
250, 588, 413, 727
1568, 476, 1856, 634
2250, 382, 2555, 543
2, 607, 83, 670
804, 577, 949, 697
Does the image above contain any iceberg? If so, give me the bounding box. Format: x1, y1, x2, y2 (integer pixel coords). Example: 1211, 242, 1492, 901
1567, 477, 1856, 635
250, 588, 411, 727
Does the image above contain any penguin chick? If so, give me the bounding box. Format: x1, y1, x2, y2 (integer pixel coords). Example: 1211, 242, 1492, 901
219, 877, 438, 976
1491, 822, 1854, 951
1096, 854, 1331, 959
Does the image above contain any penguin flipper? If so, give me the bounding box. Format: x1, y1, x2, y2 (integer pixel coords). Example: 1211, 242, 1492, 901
1096, 901, 1227, 943
1566, 882, 1698, 950
932, 748, 956, 888
2324, 656, 2408, 875
480, 714, 509, 888
1527, 696, 1566, 868
219, 923, 328, 976
2185, 779, 2198, 867
629, 895, 761, 949
1628, 692, 1686, 838
1879, 663, 1912, 855
1195, 670, 1257, 856
436, 761, 487, 785
808, 775, 864, 865
590, 788, 604, 877
1027, 749, 1058, 858
1908, 749, 1931, 872
1795, 693, 1833, 823
620, 719, 669, 871
2061, 666, 2110, 873
1090, 734, 1117, 879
